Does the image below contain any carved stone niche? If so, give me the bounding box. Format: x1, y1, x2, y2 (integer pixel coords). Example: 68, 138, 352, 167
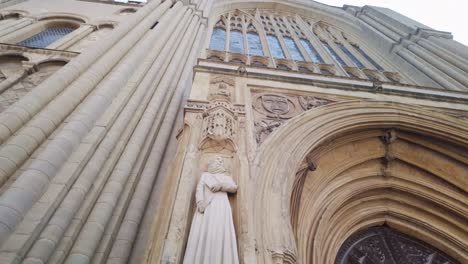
202, 106, 236, 142
209, 75, 235, 102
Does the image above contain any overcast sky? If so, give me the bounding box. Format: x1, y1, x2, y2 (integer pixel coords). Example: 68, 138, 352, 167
315, 0, 467, 46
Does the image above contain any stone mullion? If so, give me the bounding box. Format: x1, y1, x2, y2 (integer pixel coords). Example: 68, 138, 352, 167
0, 0, 172, 252
254, 13, 273, 66
396, 48, 463, 91
327, 38, 355, 69
271, 15, 292, 61
0, 0, 168, 145
285, 17, 311, 62
418, 38, 468, 73
63, 7, 197, 264
341, 38, 375, 70
242, 15, 248, 57
47, 24, 96, 50
0, 16, 34, 39
225, 12, 231, 55
296, 16, 335, 66
405, 42, 468, 88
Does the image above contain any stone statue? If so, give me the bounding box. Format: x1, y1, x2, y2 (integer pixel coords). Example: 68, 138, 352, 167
183, 157, 239, 264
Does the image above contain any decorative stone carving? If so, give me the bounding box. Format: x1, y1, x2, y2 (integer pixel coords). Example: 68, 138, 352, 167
202, 107, 235, 142
298, 96, 333, 110
252, 91, 337, 143
209, 75, 235, 101
183, 156, 239, 264
335, 226, 459, 264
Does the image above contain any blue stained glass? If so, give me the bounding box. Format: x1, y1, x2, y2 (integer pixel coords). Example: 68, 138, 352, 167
284, 37, 304, 61
322, 41, 347, 66
300, 39, 324, 64
338, 43, 365, 69
17, 26, 74, 48
354, 45, 384, 71
267, 35, 285, 59
247, 32, 263, 56
209, 27, 226, 51
229, 30, 244, 53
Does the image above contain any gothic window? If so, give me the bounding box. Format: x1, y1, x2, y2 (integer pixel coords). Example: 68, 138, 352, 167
338, 43, 365, 69
17, 26, 75, 48
300, 39, 324, 64
353, 44, 384, 71
247, 32, 263, 56
229, 30, 244, 53
267, 35, 285, 59
284, 37, 304, 61
335, 226, 459, 264
322, 41, 347, 66
209, 27, 226, 51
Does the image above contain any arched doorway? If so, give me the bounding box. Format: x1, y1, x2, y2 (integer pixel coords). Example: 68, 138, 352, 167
252, 101, 468, 263
336, 226, 459, 264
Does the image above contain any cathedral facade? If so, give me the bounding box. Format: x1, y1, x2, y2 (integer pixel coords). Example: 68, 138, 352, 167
0, 0, 466, 263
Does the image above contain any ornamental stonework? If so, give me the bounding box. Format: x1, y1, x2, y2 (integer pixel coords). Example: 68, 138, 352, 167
252, 90, 339, 144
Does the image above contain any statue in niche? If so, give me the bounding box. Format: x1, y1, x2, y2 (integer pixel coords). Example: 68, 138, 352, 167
183, 156, 239, 264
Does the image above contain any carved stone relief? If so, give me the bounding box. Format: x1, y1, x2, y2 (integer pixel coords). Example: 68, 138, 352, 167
252, 90, 338, 144
209, 75, 235, 101
335, 226, 459, 264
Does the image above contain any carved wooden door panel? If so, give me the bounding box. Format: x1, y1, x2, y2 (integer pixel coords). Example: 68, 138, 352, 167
335, 226, 459, 264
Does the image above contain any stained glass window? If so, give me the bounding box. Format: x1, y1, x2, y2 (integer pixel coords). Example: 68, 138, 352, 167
338, 43, 365, 69
17, 26, 75, 48
322, 41, 347, 66
229, 30, 244, 53
353, 45, 384, 71
267, 35, 285, 59
300, 39, 324, 64
284, 37, 304, 61
209, 27, 226, 51
247, 32, 263, 56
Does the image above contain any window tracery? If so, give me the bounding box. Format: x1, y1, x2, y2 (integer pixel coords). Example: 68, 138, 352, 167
206, 9, 400, 82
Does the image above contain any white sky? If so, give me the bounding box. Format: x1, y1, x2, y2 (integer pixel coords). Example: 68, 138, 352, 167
315, 0, 468, 46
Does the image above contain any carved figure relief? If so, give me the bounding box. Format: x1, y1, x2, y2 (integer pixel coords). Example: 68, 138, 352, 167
335, 226, 459, 264
209, 75, 235, 101
298, 95, 333, 110
202, 108, 235, 142
183, 156, 239, 264
252, 91, 337, 143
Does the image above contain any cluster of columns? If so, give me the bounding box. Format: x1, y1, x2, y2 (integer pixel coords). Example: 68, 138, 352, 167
0, 1, 207, 264
356, 7, 468, 91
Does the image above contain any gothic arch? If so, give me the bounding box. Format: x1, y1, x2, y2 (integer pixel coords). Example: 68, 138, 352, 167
252, 100, 468, 263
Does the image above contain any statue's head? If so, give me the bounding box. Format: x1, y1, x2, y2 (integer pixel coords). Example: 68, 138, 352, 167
207, 156, 226, 174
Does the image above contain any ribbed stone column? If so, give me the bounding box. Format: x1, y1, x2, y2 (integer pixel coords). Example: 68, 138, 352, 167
16, 5, 187, 264
407, 43, 468, 88
417, 38, 468, 73
64, 6, 197, 264
48, 24, 96, 50
106, 18, 205, 264
397, 48, 463, 91
0, 0, 171, 248
0, 0, 165, 144
0, 17, 34, 39
358, 14, 400, 42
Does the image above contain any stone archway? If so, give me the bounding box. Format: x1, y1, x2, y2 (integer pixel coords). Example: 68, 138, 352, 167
252, 100, 468, 264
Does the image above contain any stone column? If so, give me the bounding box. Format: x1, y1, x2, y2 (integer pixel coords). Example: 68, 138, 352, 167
417, 38, 468, 73
406, 43, 468, 88
358, 13, 400, 42
0, 16, 35, 39
0, 0, 171, 249
0, 64, 32, 94
396, 48, 463, 91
